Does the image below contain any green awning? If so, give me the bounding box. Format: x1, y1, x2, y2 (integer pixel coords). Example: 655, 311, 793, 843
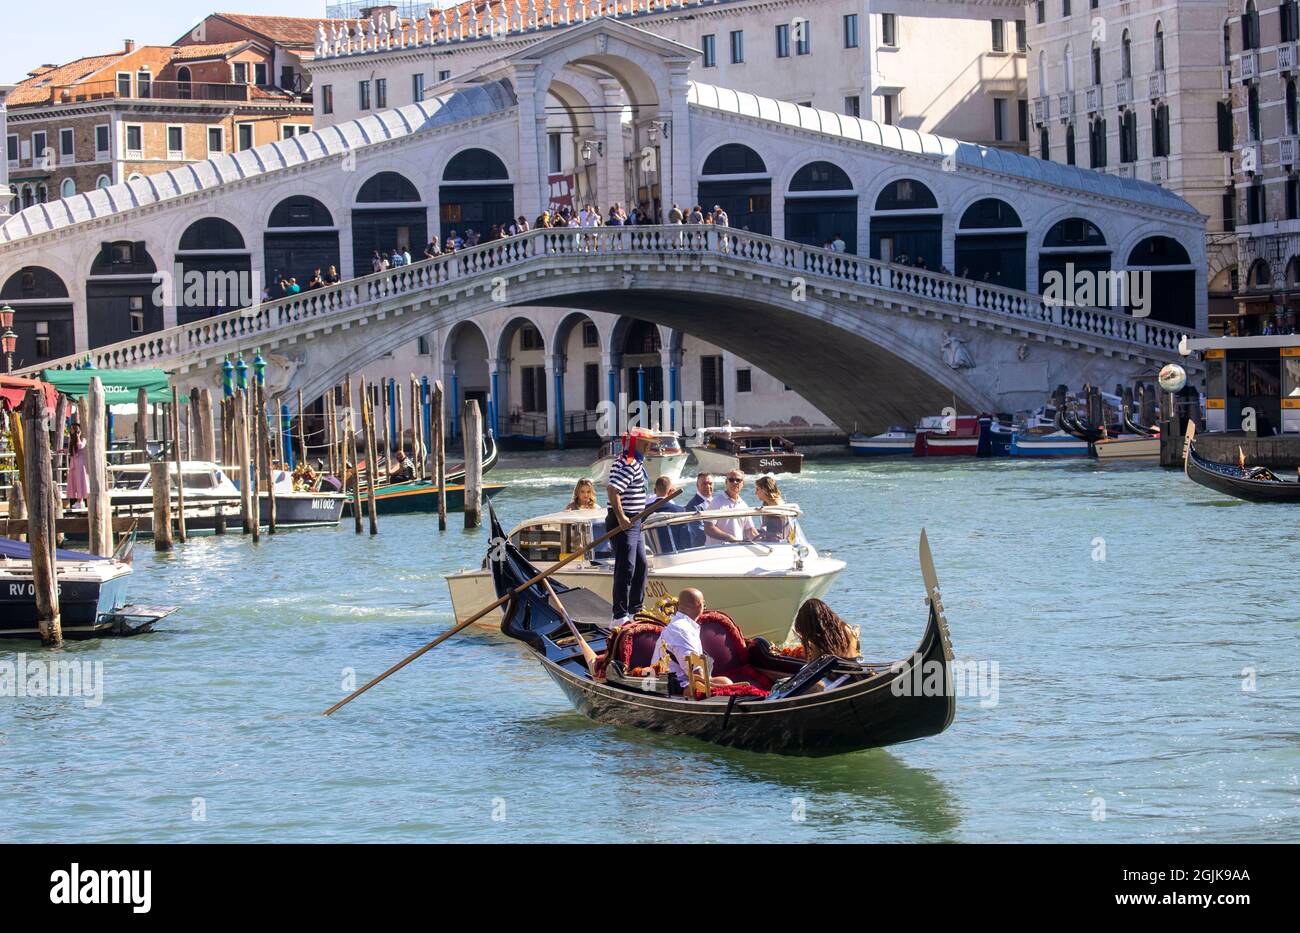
40, 368, 176, 405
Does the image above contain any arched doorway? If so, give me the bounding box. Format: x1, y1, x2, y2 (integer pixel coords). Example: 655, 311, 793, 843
1039, 218, 1111, 298
497, 317, 549, 442
785, 161, 857, 252
698, 143, 771, 234
351, 171, 427, 273
439, 149, 513, 243
621, 319, 664, 406
264, 195, 340, 288
955, 198, 1026, 288
85, 241, 162, 347
0, 266, 74, 367
176, 66, 192, 100
443, 320, 490, 442
553, 312, 603, 445
175, 217, 253, 325
1127, 235, 1196, 328
871, 178, 941, 269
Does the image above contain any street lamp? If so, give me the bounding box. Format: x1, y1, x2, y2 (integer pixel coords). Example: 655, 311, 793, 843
0, 304, 16, 374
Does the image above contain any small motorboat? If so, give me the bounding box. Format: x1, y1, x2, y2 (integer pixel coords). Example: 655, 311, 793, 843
913, 415, 980, 457
489, 508, 955, 756
1183, 423, 1300, 502
590, 429, 689, 486
1009, 430, 1090, 458
101, 461, 346, 533
0, 536, 175, 639
343, 431, 501, 516
849, 426, 915, 456
446, 502, 844, 641
977, 414, 1016, 458
1093, 432, 1160, 462
688, 427, 803, 475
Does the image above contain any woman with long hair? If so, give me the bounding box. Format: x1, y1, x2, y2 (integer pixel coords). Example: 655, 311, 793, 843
566, 477, 598, 510
754, 475, 791, 542
65, 422, 89, 508
793, 598, 861, 663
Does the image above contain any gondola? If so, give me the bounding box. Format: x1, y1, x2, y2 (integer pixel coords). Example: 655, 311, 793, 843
1122, 413, 1155, 437
1183, 423, 1300, 503
488, 504, 955, 756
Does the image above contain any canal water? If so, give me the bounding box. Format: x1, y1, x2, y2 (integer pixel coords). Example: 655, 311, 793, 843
2, 453, 1296, 843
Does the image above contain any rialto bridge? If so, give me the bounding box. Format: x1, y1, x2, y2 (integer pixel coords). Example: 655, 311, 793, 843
0, 17, 1206, 435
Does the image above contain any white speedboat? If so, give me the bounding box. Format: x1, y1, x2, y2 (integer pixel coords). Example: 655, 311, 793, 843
1093, 433, 1160, 461
850, 426, 915, 456
99, 461, 345, 533
445, 503, 843, 642
688, 427, 803, 474
590, 430, 689, 486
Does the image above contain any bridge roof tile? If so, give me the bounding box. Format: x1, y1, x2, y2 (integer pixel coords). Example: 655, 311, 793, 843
0, 80, 516, 245
688, 81, 1195, 217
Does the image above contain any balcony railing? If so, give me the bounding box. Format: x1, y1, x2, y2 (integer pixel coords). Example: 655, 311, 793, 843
1240, 51, 1259, 82
1150, 157, 1168, 183
1033, 96, 1050, 124
1280, 44, 1297, 73
1280, 136, 1299, 166
1058, 92, 1076, 119
1085, 85, 1102, 113
44, 78, 271, 106
1148, 71, 1167, 99
1115, 78, 1133, 108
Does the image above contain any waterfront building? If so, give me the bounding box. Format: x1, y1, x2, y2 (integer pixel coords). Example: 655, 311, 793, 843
1187, 332, 1300, 434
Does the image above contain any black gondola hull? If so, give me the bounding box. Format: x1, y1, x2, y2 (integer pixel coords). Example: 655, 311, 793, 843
1185, 445, 1300, 503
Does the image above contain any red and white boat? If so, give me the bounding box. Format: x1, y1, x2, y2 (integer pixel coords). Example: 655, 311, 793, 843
913, 415, 981, 457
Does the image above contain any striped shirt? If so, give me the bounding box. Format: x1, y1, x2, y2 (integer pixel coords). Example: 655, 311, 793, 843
607, 457, 648, 516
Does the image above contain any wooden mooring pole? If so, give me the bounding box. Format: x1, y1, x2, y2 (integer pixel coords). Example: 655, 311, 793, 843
171, 387, 187, 541
21, 389, 61, 645
150, 461, 173, 551
433, 380, 447, 531
86, 377, 113, 556
235, 390, 254, 537
344, 375, 362, 534
362, 378, 380, 536
463, 398, 483, 530
135, 386, 149, 462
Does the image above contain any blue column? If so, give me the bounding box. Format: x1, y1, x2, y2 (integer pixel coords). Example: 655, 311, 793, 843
421, 376, 432, 454
554, 367, 566, 449
489, 369, 500, 436
450, 371, 460, 440
607, 368, 618, 411
636, 365, 646, 407
281, 404, 295, 469
668, 365, 679, 431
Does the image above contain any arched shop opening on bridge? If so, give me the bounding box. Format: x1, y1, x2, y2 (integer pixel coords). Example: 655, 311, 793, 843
618, 318, 665, 407
871, 179, 941, 270
264, 196, 340, 287
442, 320, 490, 441
351, 171, 427, 272
496, 317, 549, 443
85, 241, 162, 348
954, 198, 1026, 289
1038, 218, 1111, 296
1127, 235, 1196, 328
0, 266, 74, 367
440, 149, 513, 243
698, 144, 771, 235
785, 161, 857, 253
174, 218, 253, 325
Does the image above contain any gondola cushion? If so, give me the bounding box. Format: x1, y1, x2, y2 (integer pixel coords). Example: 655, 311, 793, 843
698, 610, 774, 691
593, 621, 665, 681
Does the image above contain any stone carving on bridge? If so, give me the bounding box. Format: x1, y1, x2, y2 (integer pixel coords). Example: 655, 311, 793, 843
942, 331, 975, 371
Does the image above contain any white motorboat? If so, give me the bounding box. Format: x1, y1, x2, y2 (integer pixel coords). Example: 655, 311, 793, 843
590, 430, 689, 486
98, 461, 345, 532
849, 426, 915, 456
1093, 433, 1161, 461
445, 503, 844, 642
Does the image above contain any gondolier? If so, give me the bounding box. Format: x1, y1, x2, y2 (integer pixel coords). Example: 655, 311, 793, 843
606, 428, 674, 625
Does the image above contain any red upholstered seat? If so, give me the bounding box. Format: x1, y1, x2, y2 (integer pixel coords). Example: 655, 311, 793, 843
594, 621, 664, 680
697, 610, 773, 692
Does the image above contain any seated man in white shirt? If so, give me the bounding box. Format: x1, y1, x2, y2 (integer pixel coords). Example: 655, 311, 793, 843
704, 469, 759, 545
649, 588, 734, 691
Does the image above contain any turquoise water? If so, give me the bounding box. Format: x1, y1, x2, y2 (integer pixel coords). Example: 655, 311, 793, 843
2, 453, 1297, 843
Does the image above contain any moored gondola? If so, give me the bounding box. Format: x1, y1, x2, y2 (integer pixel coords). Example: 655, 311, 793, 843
488, 504, 955, 756
1183, 423, 1300, 503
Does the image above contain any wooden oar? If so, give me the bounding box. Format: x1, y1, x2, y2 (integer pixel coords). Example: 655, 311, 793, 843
323, 488, 682, 715
542, 577, 597, 675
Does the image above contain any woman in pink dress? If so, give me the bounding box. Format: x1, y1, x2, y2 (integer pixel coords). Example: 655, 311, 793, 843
65, 423, 89, 507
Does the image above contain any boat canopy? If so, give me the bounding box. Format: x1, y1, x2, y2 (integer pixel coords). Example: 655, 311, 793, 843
0, 374, 59, 413
0, 537, 107, 562
41, 368, 175, 405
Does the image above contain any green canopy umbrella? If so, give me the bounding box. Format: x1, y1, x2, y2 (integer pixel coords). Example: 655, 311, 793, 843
40, 368, 177, 406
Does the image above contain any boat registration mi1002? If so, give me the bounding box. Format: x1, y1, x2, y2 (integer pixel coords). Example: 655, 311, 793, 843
311, 498, 335, 510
